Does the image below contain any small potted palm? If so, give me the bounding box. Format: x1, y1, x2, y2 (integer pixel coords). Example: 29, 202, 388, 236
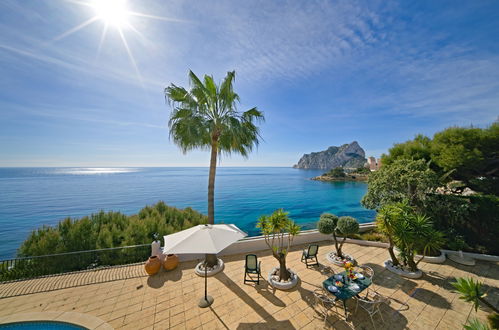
379, 201, 445, 278
414, 229, 446, 264
257, 209, 300, 290
318, 213, 359, 266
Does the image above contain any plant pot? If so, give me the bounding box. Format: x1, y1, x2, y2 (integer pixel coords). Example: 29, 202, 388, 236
268, 267, 299, 290
448, 252, 476, 266
163, 254, 179, 271
194, 258, 225, 277
415, 250, 446, 264
326, 252, 356, 266
384, 259, 422, 279
145, 256, 161, 275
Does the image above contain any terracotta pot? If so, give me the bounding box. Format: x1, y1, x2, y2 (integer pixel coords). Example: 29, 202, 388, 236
145, 256, 161, 275
163, 254, 179, 271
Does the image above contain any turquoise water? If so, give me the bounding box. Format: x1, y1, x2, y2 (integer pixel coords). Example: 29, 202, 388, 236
0, 321, 85, 329
0, 167, 375, 259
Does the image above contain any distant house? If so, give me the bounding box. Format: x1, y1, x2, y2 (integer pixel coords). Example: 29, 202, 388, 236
366, 156, 381, 171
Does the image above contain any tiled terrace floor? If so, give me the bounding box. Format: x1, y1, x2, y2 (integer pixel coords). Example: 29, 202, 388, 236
0, 241, 498, 329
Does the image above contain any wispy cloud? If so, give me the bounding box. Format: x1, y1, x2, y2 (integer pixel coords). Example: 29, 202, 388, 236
1, 101, 167, 129
185, 1, 389, 82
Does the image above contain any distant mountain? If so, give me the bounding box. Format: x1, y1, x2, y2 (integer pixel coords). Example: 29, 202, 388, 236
293, 141, 367, 170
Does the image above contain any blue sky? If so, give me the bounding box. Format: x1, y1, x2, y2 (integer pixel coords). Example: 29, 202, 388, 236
1, 0, 498, 167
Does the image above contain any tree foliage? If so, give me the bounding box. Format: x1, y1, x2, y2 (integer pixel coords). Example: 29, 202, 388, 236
19, 201, 207, 257
257, 209, 300, 281
361, 159, 438, 210
381, 122, 499, 194
317, 213, 338, 235
382, 134, 433, 166
324, 167, 346, 177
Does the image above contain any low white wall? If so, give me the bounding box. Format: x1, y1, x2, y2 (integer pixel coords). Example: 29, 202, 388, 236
442, 250, 499, 262
165, 223, 377, 262
164, 223, 499, 263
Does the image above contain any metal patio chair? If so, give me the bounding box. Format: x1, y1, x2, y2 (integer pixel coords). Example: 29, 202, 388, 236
301, 244, 319, 267
244, 254, 261, 285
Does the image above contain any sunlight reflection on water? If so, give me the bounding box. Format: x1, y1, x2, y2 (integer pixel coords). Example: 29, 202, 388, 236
56, 168, 140, 175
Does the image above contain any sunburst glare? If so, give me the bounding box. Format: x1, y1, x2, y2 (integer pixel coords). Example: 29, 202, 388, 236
55, 0, 181, 86
90, 0, 130, 28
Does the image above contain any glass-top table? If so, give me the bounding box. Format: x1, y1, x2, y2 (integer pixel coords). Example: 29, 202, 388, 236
322, 271, 372, 318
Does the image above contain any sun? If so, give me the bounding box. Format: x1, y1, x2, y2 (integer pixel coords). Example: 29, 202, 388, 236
90, 0, 130, 28
54, 0, 185, 86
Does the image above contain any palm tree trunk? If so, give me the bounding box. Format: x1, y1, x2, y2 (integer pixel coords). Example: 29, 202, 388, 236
278, 255, 291, 282
208, 141, 217, 225
332, 232, 341, 258
387, 236, 400, 266
206, 141, 218, 267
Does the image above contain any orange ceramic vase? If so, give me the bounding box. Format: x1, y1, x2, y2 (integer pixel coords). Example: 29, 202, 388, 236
163, 254, 179, 271
145, 256, 161, 275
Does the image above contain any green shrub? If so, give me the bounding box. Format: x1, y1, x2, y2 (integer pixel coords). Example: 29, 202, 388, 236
317, 213, 338, 234
324, 167, 346, 178
424, 194, 499, 254
359, 231, 388, 243
487, 313, 499, 329
18, 201, 207, 257
354, 167, 371, 175
337, 216, 359, 236
1, 201, 207, 281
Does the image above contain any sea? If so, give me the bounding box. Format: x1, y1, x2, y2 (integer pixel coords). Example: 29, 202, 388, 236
0, 167, 376, 259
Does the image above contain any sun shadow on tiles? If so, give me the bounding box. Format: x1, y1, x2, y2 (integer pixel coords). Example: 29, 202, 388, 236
215, 272, 285, 327
147, 267, 182, 289
401, 286, 451, 309
307, 263, 336, 277
253, 280, 286, 307
446, 260, 499, 281
294, 277, 409, 330
362, 262, 410, 290
209, 306, 230, 329
237, 320, 295, 329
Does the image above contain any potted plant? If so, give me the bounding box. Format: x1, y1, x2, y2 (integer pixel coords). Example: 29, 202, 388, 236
318, 213, 359, 266
257, 209, 300, 290
414, 229, 446, 264
379, 201, 445, 278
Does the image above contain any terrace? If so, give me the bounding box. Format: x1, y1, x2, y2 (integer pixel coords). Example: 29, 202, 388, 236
0, 240, 497, 329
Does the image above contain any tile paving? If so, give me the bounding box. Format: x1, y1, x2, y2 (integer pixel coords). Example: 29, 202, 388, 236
0, 241, 497, 329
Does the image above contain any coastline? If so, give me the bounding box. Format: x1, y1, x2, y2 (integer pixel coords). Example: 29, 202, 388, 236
311, 174, 369, 182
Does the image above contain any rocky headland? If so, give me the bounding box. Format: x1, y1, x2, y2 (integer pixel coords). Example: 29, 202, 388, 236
293, 141, 367, 170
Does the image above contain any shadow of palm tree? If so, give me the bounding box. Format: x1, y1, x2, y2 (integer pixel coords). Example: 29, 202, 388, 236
253, 279, 286, 307
401, 286, 451, 309
446, 259, 499, 281
214, 272, 293, 329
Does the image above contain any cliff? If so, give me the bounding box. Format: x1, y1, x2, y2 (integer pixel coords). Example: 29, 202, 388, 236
293, 141, 367, 170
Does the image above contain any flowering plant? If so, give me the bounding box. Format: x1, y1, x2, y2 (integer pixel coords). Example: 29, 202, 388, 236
343, 261, 356, 281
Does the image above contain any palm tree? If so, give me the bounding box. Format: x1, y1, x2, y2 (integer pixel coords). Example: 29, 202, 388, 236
165, 70, 264, 266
